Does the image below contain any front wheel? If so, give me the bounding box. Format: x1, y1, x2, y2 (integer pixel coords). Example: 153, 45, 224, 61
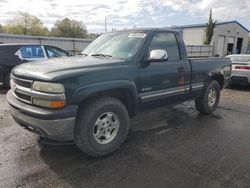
195, 80, 221, 114
74, 97, 129, 157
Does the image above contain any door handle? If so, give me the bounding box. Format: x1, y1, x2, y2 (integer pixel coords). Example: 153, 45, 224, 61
177, 67, 185, 72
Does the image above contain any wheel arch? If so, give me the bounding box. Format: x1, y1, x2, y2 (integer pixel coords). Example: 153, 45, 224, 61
207, 72, 224, 89
72, 81, 138, 117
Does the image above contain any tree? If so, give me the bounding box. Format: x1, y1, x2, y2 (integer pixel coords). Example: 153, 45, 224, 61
3, 12, 48, 36
51, 18, 88, 38
203, 9, 216, 45
0, 24, 3, 33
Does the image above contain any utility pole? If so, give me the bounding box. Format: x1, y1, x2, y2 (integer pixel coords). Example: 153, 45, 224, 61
105, 17, 107, 32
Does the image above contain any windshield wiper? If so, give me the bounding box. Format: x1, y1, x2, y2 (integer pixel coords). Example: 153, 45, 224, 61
91, 53, 112, 58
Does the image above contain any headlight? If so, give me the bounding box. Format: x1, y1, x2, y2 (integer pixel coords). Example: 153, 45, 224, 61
32, 81, 65, 93
32, 81, 66, 108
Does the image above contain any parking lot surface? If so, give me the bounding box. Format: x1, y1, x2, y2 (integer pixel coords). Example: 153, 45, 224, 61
1, 86, 250, 188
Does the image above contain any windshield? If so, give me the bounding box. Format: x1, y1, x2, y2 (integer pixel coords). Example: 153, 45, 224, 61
82, 32, 146, 60
229, 56, 250, 63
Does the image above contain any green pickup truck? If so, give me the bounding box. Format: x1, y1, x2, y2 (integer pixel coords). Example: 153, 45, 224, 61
7, 29, 231, 157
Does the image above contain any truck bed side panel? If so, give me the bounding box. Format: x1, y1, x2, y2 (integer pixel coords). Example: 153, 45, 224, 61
189, 57, 231, 98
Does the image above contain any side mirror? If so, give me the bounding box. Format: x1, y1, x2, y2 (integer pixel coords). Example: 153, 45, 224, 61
147, 49, 168, 62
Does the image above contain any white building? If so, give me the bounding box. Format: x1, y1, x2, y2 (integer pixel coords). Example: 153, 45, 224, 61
173, 21, 249, 57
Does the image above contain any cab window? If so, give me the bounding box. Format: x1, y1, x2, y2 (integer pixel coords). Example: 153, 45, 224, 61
148, 32, 181, 61
45, 46, 68, 58
20, 46, 45, 58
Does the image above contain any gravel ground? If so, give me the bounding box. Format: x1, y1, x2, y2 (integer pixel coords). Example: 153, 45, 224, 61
0, 85, 250, 188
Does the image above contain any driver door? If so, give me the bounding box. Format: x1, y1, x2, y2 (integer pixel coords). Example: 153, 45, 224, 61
138, 31, 190, 104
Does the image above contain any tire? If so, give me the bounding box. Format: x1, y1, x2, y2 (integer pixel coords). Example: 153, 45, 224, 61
225, 79, 231, 88
4, 72, 11, 88
225, 83, 231, 88
195, 80, 221, 114
74, 97, 129, 157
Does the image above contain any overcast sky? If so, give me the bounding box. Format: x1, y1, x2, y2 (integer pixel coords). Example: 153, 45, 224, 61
0, 0, 249, 33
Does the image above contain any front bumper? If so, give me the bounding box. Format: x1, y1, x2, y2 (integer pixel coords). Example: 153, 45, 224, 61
231, 75, 250, 85
7, 90, 78, 141
231, 69, 250, 85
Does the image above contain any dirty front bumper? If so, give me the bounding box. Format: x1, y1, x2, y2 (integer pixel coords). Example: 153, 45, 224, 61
7, 90, 78, 141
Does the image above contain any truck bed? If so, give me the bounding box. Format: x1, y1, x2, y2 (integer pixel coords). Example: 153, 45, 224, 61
189, 57, 232, 89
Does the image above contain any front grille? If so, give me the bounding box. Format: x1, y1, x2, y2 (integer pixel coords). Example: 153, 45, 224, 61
11, 75, 32, 89
10, 75, 33, 104
15, 92, 32, 102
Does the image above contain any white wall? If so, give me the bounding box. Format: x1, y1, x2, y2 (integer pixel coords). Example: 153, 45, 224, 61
182, 27, 205, 45
181, 22, 249, 57
213, 22, 249, 56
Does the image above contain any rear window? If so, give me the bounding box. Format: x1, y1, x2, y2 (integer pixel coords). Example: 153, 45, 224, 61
45, 46, 68, 58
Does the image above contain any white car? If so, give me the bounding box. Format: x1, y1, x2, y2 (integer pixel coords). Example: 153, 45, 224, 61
227, 54, 250, 85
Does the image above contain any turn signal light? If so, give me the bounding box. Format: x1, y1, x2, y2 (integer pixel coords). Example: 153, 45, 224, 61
50, 101, 66, 108
33, 98, 66, 109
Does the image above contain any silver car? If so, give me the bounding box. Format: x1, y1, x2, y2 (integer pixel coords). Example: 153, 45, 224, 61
227, 54, 250, 85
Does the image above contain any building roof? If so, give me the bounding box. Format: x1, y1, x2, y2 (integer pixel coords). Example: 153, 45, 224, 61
171, 21, 249, 32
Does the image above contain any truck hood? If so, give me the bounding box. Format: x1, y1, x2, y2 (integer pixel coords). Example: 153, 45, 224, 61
12, 56, 126, 81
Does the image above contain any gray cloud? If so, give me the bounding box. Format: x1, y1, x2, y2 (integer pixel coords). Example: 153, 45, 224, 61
90, 4, 110, 11
0, 0, 249, 33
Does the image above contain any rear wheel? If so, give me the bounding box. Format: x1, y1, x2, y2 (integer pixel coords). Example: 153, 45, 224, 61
195, 80, 221, 114
74, 97, 129, 157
